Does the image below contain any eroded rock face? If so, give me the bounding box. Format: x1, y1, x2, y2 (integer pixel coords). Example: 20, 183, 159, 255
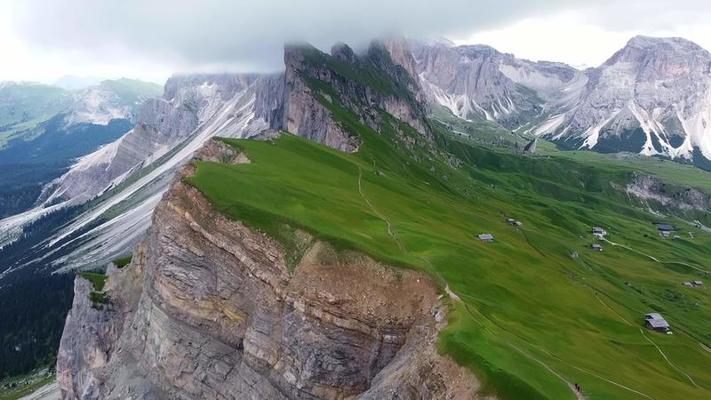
282, 42, 432, 153
625, 172, 711, 211
412, 41, 569, 129
282, 45, 359, 153
56, 277, 118, 399
42, 73, 284, 206
194, 139, 251, 165
57, 174, 482, 399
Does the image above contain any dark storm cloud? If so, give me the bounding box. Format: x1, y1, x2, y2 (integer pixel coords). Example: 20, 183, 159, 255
11, 0, 595, 72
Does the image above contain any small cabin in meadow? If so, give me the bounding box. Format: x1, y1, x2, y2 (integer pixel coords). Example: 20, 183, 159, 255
478, 233, 494, 243
655, 223, 676, 233
592, 226, 607, 236
683, 280, 704, 288
644, 313, 670, 332
591, 243, 603, 252
506, 218, 523, 227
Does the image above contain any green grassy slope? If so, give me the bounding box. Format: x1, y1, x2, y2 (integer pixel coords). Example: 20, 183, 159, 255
188, 125, 711, 399
430, 104, 527, 152
0, 83, 72, 147
99, 78, 163, 102
0, 372, 54, 400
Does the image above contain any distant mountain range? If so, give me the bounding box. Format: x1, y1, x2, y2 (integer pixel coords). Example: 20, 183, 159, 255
414, 35, 711, 169
0, 79, 162, 219
54, 75, 106, 90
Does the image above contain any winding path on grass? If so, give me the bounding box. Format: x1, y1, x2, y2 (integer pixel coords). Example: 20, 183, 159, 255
357, 167, 403, 252
598, 236, 709, 388
509, 344, 588, 400
639, 329, 701, 389
601, 238, 709, 274
355, 165, 669, 399
355, 164, 689, 399
356, 165, 589, 400
593, 287, 701, 389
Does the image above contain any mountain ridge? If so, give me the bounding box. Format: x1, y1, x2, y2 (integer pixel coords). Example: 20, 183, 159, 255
413, 35, 711, 168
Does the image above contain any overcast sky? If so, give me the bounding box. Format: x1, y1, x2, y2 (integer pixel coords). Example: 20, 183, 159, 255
2, 0, 711, 85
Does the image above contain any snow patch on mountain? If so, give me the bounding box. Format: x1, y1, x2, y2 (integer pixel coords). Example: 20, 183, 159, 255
581, 113, 619, 149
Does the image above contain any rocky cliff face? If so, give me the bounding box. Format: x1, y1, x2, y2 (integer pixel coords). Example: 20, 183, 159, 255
411, 36, 711, 166
42, 73, 284, 206
411, 41, 583, 129
624, 172, 711, 211
56, 144, 483, 399
282, 44, 359, 152
282, 41, 431, 152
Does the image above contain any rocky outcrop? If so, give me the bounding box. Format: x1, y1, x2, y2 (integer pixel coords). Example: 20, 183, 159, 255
56, 276, 119, 399
282, 42, 431, 153
411, 41, 578, 129
625, 172, 711, 211
282, 45, 359, 152
366, 41, 432, 136
56, 156, 483, 399
193, 139, 251, 164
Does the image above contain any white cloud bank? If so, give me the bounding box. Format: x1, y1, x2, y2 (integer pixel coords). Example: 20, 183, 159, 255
3, 0, 711, 83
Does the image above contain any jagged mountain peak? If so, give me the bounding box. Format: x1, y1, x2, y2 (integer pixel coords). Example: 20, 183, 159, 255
603, 35, 711, 70
369, 37, 420, 81
412, 40, 555, 128
534, 35, 711, 165
408, 34, 711, 167
625, 35, 706, 52
421, 36, 457, 48
330, 41, 357, 62
283, 41, 320, 62
456, 43, 501, 56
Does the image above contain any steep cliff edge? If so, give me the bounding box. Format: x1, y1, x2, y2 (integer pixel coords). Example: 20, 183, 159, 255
283, 41, 431, 153
56, 143, 483, 399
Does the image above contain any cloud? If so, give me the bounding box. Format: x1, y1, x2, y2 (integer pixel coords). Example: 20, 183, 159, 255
11, 0, 594, 73
8, 0, 711, 81
581, 0, 711, 33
